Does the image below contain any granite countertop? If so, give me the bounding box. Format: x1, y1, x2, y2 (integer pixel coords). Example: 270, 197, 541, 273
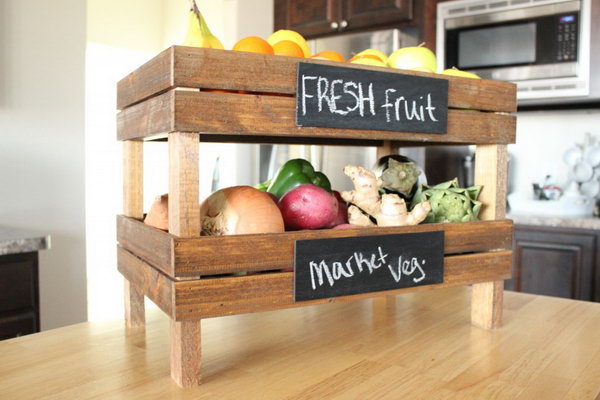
0, 227, 50, 256
509, 214, 600, 230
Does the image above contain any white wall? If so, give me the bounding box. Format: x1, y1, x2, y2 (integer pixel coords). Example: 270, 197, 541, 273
509, 109, 600, 195
86, 0, 275, 322
0, 0, 87, 330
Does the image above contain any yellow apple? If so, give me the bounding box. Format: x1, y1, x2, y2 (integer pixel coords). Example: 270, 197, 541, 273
441, 67, 480, 79
349, 57, 387, 67
354, 49, 388, 64
387, 46, 437, 73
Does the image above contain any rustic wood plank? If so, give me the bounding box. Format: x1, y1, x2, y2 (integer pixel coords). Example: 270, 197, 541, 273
117, 215, 174, 277
116, 216, 513, 278
117, 90, 173, 141
122, 140, 145, 328
376, 140, 400, 160
124, 280, 145, 329
168, 132, 200, 237
123, 141, 144, 219
475, 145, 508, 221
117, 47, 173, 110
172, 219, 513, 277
117, 90, 516, 144
117, 46, 516, 113
471, 144, 509, 330
116, 246, 174, 318
173, 250, 513, 320
170, 319, 201, 387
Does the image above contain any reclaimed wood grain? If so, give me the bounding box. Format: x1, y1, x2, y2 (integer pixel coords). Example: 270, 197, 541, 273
116, 215, 513, 277
471, 144, 509, 329
168, 132, 200, 237
117, 46, 517, 113
123, 280, 145, 329
117, 246, 173, 318
167, 131, 201, 387
170, 319, 201, 387
117, 214, 174, 277
122, 140, 145, 328
117, 47, 173, 110
117, 90, 517, 144
173, 250, 513, 319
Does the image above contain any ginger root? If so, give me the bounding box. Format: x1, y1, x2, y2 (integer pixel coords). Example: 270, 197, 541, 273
340, 166, 382, 216
342, 165, 430, 227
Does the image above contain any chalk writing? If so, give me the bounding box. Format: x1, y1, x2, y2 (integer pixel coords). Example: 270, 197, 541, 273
294, 232, 444, 302
296, 63, 448, 134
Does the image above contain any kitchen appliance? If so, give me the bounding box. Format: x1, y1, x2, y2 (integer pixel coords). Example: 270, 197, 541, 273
437, 0, 600, 105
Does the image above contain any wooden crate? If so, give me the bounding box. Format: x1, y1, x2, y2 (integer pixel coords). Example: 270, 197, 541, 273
116, 46, 516, 387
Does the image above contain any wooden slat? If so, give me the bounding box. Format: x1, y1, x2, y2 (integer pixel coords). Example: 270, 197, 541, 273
122, 140, 145, 329
170, 319, 201, 387
471, 144, 509, 330
117, 90, 516, 144
174, 220, 513, 277
117, 215, 174, 277
117, 246, 174, 318
117, 90, 172, 141
124, 280, 145, 329
116, 216, 513, 278
117, 47, 173, 110
168, 132, 200, 237
173, 250, 513, 319
123, 141, 144, 218
117, 46, 517, 113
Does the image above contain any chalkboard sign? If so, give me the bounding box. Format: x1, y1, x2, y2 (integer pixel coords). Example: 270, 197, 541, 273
296, 62, 448, 134
294, 231, 444, 302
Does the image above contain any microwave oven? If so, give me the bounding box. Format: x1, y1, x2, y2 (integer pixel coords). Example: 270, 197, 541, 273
437, 0, 600, 105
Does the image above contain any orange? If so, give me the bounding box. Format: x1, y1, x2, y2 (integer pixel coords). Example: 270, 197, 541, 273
232, 36, 274, 54
348, 54, 384, 63
272, 40, 305, 57
311, 50, 345, 62
267, 30, 310, 58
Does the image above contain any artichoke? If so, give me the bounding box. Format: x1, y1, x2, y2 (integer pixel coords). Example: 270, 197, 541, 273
410, 178, 482, 223
374, 155, 423, 201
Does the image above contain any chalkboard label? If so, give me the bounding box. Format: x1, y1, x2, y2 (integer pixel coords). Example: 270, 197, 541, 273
294, 231, 445, 302
296, 62, 448, 134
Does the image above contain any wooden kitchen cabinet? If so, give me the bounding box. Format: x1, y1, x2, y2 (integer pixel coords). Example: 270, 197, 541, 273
0, 252, 40, 340
507, 224, 599, 302
275, 0, 438, 46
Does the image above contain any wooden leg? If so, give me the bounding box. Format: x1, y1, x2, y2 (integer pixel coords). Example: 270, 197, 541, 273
471, 144, 508, 329
124, 278, 145, 329
471, 280, 504, 329
170, 319, 201, 387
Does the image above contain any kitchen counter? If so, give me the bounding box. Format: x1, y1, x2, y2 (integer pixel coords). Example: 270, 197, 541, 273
0, 227, 50, 256
1, 287, 599, 399
510, 214, 600, 230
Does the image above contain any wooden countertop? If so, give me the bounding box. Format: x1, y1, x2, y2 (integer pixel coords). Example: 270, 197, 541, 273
1, 287, 600, 399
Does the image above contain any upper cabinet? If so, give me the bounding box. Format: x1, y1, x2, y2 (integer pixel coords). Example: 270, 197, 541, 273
275, 0, 439, 48
274, 0, 340, 38
341, 0, 413, 31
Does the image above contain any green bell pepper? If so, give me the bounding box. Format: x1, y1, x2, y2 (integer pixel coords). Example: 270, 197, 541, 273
265, 158, 332, 198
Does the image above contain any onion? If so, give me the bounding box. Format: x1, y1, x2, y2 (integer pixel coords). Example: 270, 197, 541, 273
200, 186, 285, 235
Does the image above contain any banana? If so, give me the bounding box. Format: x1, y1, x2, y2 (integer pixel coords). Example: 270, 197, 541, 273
183, 0, 224, 49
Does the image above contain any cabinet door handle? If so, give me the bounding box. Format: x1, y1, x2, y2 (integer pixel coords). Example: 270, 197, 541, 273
339, 20, 348, 29
330, 21, 339, 30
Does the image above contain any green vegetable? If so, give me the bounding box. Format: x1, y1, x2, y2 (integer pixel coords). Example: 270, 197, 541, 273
374, 155, 422, 201
265, 158, 332, 198
410, 178, 482, 223
254, 179, 271, 191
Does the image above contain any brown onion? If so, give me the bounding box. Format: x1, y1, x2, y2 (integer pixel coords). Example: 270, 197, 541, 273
200, 186, 285, 235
